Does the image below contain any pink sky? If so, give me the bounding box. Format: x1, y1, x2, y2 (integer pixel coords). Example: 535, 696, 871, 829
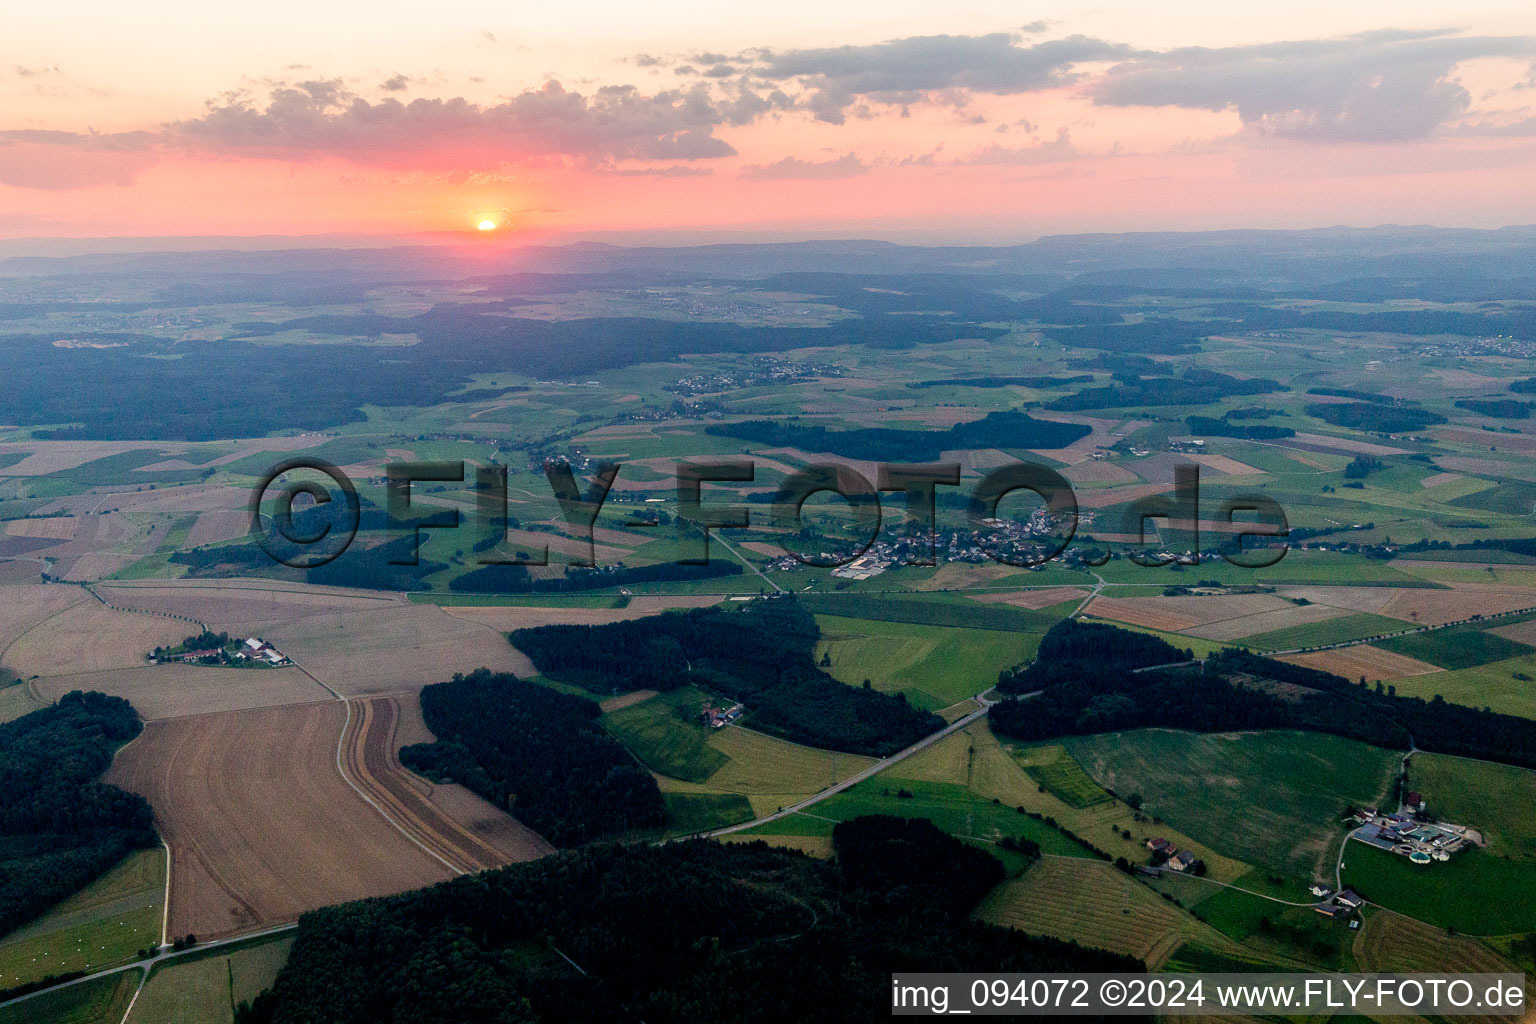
2, 3, 1535, 241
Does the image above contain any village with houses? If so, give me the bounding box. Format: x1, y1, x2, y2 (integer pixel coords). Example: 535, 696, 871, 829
768, 505, 1105, 580
148, 631, 290, 669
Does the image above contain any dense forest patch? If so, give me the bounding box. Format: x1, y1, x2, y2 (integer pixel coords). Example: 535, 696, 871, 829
233, 820, 1141, 1024
400, 671, 665, 846
990, 620, 1536, 770
704, 409, 1090, 460
1304, 402, 1446, 433
512, 598, 944, 756
0, 692, 155, 939
1043, 368, 1284, 413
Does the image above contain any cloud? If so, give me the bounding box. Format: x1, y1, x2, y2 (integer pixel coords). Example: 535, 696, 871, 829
735, 33, 1135, 123
739, 152, 867, 180
380, 74, 411, 92
171, 78, 738, 164
0, 129, 157, 189
602, 164, 713, 177
1088, 29, 1536, 142
1451, 114, 1536, 136
960, 127, 1081, 164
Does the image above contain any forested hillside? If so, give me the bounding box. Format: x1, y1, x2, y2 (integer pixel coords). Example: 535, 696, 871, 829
0, 691, 156, 937
511, 599, 944, 756
401, 671, 665, 846
991, 620, 1536, 769
234, 819, 1142, 1024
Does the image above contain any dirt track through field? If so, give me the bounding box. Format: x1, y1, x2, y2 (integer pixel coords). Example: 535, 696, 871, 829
341, 695, 553, 873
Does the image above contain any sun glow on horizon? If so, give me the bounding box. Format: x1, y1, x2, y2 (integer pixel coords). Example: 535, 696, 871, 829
477, 219, 498, 231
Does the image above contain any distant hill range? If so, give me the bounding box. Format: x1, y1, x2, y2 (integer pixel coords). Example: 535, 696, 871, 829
6, 225, 1536, 300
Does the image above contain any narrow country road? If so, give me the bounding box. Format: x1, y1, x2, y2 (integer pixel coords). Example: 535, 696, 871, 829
700, 687, 1027, 839
0, 923, 299, 1015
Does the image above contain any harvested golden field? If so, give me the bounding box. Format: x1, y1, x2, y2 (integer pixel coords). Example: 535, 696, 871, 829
908, 562, 1018, 591
600, 689, 658, 713
1391, 561, 1536, 588
4, 599, 184, 677
657, 726, 876, 817
1187, 453, 1264, 477
1184, 603, 1347, 641
750, 447, 883, 486
1276, 586, 1395, 614
1378, 588, 1536, 626
1489, 618, 1536, 646
500, 527, 633, 563
1353, 910, 1531, 1022
1279, 645, 1442, 682
1086, 593, 1288, 633
1063, 460, 1139, 485
96, 580, 405, 633
3, 517, 78, 540
33, 665, 333, 720
390, 689, 437, 746
976, 857, 1238, 968
106, 702, 451, 940
343, 695, 553, 872
0, 583, 92, 656
969, 587, 1089, 610
0, 562, 41, 583
270, 603, 531, 695
1074, 481, 1174, 509
947, 447, 1021, 473
447, 594, 721, 632
0, 440, 171, 475
184, 509, 253, 547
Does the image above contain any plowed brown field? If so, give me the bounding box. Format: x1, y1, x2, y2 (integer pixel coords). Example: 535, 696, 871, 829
1279, 645, 1442, 681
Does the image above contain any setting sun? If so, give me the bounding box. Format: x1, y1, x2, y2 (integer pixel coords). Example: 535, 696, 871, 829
477, 219, 497, 231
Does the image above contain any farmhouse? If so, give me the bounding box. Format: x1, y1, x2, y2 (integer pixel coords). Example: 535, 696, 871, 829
700, 702, 744, 728
173, 648, 223, 663
234, 637, 290, 667
1166, 850, 1199, 872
